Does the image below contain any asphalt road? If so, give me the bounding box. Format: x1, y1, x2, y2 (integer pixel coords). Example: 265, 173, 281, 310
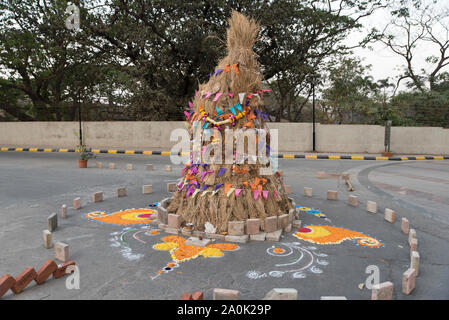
0, 151, 448, 300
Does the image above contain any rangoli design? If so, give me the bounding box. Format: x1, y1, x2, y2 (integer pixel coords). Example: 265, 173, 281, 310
293, 225, 383, 248
84, 208, 156, 226
151, 235, 239, 280
246, 242, 329, 280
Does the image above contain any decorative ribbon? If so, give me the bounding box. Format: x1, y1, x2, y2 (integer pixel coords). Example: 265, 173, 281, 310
213, 93, 223, 102
192, 189, 201, 198
239, 92, 245, 104
235, 188, 242, 196
224, 184, 232, 194
203, 92, 212, 99
217, 168, 226, 177
227, 187, 235, 197
201, 170, 214, 182
234, 103, 243, 112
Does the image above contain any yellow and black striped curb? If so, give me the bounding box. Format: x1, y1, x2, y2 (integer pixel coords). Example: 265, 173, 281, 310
1, 147, 448, 161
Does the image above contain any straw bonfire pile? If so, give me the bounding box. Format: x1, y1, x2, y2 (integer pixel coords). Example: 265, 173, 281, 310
167, 11, 293, 233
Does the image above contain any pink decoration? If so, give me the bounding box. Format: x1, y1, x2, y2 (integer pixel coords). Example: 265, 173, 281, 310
235, 188, 242, 196
203, 92, 212, 99
254, 190, 261, 200
213, 92, 223, 102
262, 190, 268, 199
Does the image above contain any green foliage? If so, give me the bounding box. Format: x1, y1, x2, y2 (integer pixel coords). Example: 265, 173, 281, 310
0, 0, 387, 122
76, 144, 96, 160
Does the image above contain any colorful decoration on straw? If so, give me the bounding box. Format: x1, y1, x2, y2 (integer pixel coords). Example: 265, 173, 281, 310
217, 168, 226, 177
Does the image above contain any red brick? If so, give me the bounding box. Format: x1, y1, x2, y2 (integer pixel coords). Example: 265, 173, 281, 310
181, 293, 192, 300
0, 274, 16, 298
11, 267, 37, 294
53, 261, 76, 279
192, 291, 204, 300
35, 260, 58, 285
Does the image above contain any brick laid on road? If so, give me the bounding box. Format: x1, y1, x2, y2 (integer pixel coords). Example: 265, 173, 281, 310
371, 281, 394, 300
401, 218, 410, 234
213, 288, 239, 300
348, 195, 358, 207
48, 213, 58, 232
54, 242, 70, 262
263, 288, 297, 300
35, 260, 58, 285
327, 190, 338, 200
43, 230, 52, 249
366, 201, 377, 213
384, 208, 396, 223
402, 268, 417, 295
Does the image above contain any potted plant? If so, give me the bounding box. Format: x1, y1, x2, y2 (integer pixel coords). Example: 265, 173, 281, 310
77, 145, 95, 168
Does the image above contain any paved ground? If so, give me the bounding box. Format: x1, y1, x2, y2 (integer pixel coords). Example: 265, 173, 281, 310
0, 151, 448, 300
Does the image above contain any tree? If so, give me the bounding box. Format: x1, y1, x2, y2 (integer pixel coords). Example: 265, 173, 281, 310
85, 0, 387, 121
379, 0, 449, 92
319, 57, 379, 124
0, 0, 109, 120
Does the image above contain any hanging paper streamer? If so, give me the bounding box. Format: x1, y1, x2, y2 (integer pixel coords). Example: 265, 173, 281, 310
204, 92, 212, 99
190, 166, 199, 174
188, 101, 193, 110
235, 188, 242, 196
224, 184, 232, 194
229, 106, 237, 116
184, 111, 191, 120
217, 168, 226, 177
227, 187, 235, 197
201, 171, 213, 182
216, 107, 223, 116
273, 190, 278, 198
192, 189, 201, 198
234, 103, 243, 112
228, 93, 234, 98
238, 92, 245, 104
213, 93, 223, 102
215, 68, 224, 76
214, 184, 224, 191
201, 190, 211, 197
262, 190, 269, 200
186, 186, 195, 198
254, 189, 261, 200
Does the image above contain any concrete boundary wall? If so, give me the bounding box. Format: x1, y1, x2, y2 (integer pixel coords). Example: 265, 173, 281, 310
0, 121, 448, 155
